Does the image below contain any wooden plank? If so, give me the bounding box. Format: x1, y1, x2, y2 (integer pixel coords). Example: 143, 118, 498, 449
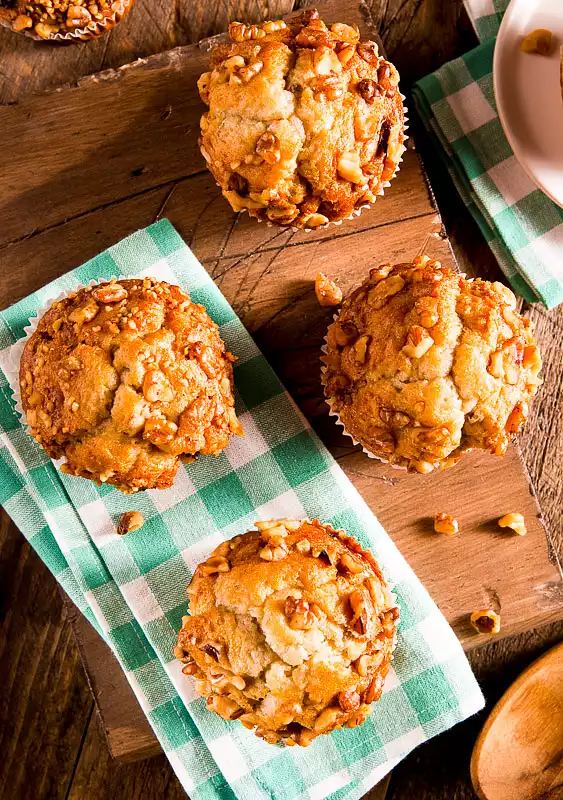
0, 514, 93, 798
0, 0, 561, 768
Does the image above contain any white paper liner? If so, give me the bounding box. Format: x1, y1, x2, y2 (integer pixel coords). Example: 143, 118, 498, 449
320, 316, 409, 472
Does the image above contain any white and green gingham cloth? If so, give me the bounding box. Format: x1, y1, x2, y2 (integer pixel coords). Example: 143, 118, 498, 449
0, 221, 484, 800
412, 0, 563, 309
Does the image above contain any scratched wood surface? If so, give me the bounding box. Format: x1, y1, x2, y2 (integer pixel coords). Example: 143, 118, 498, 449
0, 1, 562, 799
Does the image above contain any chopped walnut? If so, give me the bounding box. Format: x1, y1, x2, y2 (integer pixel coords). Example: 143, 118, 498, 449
315, 273, 343, 307
470, 609, 501, 635
433, 513, 459, 536
520, 29, 553, 55
200, 555, 231, 575
497, 512, 527, 536
117, 511, 144, 536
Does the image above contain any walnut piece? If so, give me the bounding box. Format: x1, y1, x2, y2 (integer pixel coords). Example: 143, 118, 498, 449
497, 512, 527, 536
315, 273, 343, 307
470, 609, 501, 635
520, 29, 553, 55
117, 511, 144, 536
433, 513, 459, 536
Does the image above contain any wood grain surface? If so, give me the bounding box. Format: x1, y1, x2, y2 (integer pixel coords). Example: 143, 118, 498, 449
0, 2, 561, 799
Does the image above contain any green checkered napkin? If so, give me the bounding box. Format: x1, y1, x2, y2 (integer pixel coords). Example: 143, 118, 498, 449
412, 0, 563, 309
0, 220, 484, 800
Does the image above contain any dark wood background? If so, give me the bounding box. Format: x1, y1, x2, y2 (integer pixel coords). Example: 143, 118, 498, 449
0, 2, 561, 799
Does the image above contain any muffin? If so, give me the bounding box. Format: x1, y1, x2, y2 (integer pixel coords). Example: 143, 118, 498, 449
0, 0, 133, 40
19, 278, 243, 492
175, 518, 398, 746
322, 256, 542, 473
197, 8, 406, 229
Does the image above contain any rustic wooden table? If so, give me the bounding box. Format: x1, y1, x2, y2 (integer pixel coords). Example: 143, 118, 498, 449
0, 2, 561, 799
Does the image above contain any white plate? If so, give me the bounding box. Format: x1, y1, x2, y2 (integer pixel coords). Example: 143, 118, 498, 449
494, 0, 563, 208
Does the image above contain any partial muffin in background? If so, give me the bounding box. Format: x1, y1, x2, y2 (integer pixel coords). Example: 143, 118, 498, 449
176, 518, 398, 746
322, 256, 542, 474
0, 0, 133, 40
20, 279, 242, 492
197, 8, 406, 229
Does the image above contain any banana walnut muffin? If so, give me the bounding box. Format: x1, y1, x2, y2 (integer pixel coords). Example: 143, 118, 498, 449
0, 0, 133, 39
19, 279, 243, 492
322, 256, 542, 473
197, 8, 406, 229
175, 519, 398, 746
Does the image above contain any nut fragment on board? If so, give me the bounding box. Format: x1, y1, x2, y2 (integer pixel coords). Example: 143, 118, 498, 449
470, 609, 501, 635
315, 273, 343, 307
117, 511, 144, 535
433, 513, 459, 536
497, 512, 527, 536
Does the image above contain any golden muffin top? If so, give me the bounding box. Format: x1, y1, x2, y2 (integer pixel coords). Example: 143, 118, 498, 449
176, 518, 398, 746
322, 256, 542, 473
20, 278, 242, 492
197, 8, 406, 229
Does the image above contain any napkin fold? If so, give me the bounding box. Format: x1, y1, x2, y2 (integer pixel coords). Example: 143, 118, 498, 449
0, 221, 484, 800
412, 0, 563, 309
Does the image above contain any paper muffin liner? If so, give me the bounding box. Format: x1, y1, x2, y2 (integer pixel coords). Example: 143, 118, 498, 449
0, 0, 134, 42
320, 316, 408, 472
212, 104, 409, 234
4, 275, 136, 437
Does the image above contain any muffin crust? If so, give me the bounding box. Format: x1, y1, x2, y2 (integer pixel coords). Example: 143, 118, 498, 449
176, 519, 398, 746
322, 256, 542, 473
20, 278, 242, 492
197, 8, 406, 229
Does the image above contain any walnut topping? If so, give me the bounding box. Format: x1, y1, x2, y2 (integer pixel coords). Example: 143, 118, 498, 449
315, 273, 343, 307
334, 320, 359, 347
69, 302, 99, 325
12, 14, 32, 31
470, 609, 501, 634
356, 42, 379, 63
66, 4, 92, 27
259, 544, 287, 561
339, 551, 364, 574
349, 589, 368, 634
304, 212, 329, 228
498, 512, 527, 536
338, 689, 361, 712
364, 675, 380, 703
143, 370, 174, 403
200, 555, 231, 575
207, 694, 243, 720
117, 511, 144, 536
262, 19, 287, 33
433, 513, 459, 536
330, 22, 359, 42
402, 326, 434, 359
337, 44, 356, 66
353, 335, 371, 364
255, 131, 281, 165
505, 401, 528, 434
284, 597, 316, 629
337, 151, 364, 184
369, 274, 406, 308
357, 78, 377, 103
229, 21, 266, 42
369, 264, 393, 283
313, 46, 342, 75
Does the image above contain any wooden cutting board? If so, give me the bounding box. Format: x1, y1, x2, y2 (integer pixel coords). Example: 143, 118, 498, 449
1, 0, 562, 763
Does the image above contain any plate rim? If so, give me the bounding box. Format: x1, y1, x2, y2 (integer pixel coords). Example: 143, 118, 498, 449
493, 0, 563, 209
